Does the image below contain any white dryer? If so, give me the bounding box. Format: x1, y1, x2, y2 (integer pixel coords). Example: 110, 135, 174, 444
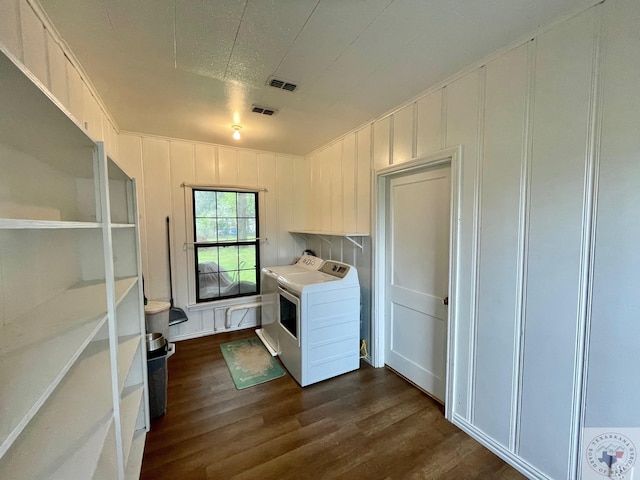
277, 260, 360, 387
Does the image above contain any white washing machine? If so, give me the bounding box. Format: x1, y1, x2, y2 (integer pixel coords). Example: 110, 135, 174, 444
276, 260, 360, 387
256, 253, 324, 356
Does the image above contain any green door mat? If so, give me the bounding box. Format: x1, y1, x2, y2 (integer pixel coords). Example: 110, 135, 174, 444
220, 337, 286, 389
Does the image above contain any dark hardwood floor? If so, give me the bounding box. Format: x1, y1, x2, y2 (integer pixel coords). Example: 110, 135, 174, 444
140, 329, 526, 479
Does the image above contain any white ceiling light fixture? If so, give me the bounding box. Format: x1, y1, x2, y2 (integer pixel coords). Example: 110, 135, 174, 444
231, 124, 242, 140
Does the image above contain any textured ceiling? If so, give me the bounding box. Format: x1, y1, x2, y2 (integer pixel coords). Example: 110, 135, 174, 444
40, 0, 594, 155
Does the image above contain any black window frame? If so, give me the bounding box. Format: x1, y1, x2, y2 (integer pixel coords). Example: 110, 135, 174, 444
192, 188, 260, 303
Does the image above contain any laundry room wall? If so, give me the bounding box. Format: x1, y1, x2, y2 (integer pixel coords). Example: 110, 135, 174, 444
303, 1, 640, 478
118, 133, 307, 341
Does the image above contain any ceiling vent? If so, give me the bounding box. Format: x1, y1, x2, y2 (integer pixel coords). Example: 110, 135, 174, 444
267, 76, 298, 92
251, 105, 278, 116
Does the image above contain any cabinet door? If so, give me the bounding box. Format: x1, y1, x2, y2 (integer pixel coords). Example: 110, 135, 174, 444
19, 1, 48, 88
0, 0, 21, 59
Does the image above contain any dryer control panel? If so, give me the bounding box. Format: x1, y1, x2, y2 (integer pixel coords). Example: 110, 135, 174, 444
319, 261, 350, 278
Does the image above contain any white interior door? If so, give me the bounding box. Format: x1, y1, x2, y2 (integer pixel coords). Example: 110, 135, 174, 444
385, 164, 450, 401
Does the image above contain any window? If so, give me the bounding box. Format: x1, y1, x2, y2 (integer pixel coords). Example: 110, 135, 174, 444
193, 189, 259, 302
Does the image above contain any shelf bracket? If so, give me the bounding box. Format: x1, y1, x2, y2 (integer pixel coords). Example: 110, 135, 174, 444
290, 231, 307, 242
317, 235, 332, 246
290, 231, 332, 247
345, 235, 364, 251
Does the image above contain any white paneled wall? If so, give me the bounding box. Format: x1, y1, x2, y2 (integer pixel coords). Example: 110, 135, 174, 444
474, 43, 528, 450
416, 89, 444, 157
119, 134, 306, 341
586, 0, 640, 431
373, 116, 390, 170
392, 103, 414, 164
0, 0, 120, 159
445, 69, 481, 422
305, 1, 638, 478
519, 10, 597, 479
258, 152, 278, 268
275, 155, 299, 266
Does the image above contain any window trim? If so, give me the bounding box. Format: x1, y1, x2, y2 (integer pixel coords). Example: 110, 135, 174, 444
192, 188, 260, 303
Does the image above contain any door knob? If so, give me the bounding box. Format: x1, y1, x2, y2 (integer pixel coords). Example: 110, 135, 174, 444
443, 296, 449, 306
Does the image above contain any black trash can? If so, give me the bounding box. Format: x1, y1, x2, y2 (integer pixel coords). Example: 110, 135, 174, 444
146, 339, 173, 419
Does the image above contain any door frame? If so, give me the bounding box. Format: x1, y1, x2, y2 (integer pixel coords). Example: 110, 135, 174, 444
372, 147, 462, 420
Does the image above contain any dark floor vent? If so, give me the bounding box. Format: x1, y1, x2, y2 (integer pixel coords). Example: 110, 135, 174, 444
268, 76, 298, 92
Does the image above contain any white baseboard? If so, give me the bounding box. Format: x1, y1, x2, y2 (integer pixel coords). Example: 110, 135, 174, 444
169, 321, 259, 342
451, 413, 550, 480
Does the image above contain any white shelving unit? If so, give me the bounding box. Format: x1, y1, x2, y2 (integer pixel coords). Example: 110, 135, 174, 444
289, 229, 368, 251
0, 48, 149, 479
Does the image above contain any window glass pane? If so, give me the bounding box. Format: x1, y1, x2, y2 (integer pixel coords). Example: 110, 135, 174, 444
237, 218, 256, 240
238, 245, 256, 270
194, 190, 216, 217
239, 269, 257, 294
217, 218, 237, 242
195, 218, 217, 242
197, 246, 218, 264
216, 191, 237, 217
198, 247, 224, 299
218, 245, 239, 273
237, 193, 255, 217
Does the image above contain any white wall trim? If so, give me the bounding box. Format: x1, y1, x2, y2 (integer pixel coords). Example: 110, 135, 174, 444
372, 147, 463, 418
440, 86, 448, 149
468, 65, 486, 423
573, 5, 605, 479
451, 413, 552, 480
411, 102, 418, 159
512, 38, 537, 454
388, 114, 394, 166
445, 145, 463, 420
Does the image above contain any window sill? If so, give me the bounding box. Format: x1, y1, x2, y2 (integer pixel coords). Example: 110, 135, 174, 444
186, 294, 261, 312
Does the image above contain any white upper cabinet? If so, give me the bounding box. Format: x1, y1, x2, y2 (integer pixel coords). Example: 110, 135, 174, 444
0, 0, 21, 60
19, 0, 48, 88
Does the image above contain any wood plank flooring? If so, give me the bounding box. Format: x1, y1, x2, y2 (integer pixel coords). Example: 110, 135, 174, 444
140, 330, 526, 479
